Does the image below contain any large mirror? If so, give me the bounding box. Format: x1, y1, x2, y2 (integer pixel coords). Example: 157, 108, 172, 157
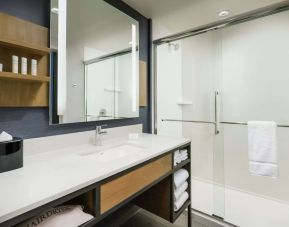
50, 0, 139, 124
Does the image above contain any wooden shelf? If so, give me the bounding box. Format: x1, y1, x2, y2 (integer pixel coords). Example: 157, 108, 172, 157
0, 38, 50, 56
0, 72, 50, 83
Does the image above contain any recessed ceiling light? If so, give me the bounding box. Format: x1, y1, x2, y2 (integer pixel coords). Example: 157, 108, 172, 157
218, 10, 230, 17
51, 8, 59, 14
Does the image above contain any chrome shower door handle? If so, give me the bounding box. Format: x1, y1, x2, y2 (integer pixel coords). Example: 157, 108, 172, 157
215, 91, 220, 134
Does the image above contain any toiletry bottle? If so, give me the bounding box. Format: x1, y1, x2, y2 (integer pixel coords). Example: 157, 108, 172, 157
0, 63, 3, 72
12, 55, 19, 74
21, 57, 27, 75
31, 59, 37, 76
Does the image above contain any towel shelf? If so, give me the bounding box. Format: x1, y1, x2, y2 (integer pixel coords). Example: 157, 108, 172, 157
162, 119, 289, 128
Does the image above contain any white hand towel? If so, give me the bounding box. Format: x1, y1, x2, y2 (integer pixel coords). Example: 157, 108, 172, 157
174, 191, 189, 212
174, 181, 188, 201
248, 121, 278, 177
0, 131, 13, 142
174, 169, 189, 188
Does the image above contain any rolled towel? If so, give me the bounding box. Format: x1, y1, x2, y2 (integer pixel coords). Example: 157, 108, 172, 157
174, 181, 188, 201
174, 191, 189, 212
0, 131, 13, 142
174, 169, 189, 188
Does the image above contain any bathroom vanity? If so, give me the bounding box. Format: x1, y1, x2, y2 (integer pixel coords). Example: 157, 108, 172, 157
0, 133, 191, 227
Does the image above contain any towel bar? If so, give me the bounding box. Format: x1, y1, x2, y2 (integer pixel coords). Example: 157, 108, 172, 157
162, 119, 289, 128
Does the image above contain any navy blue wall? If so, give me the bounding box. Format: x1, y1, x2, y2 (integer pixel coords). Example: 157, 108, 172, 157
0, 0, 151, 139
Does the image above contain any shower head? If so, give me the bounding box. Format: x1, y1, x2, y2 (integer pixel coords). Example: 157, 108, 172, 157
168, 42, 180, 51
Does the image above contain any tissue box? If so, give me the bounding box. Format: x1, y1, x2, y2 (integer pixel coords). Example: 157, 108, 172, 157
0, 137, 23, 173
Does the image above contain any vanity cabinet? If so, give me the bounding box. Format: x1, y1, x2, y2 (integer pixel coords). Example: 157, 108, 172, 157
3, 143, 191, 227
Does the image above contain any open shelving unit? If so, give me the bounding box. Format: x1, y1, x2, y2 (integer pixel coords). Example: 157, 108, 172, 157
0, 12, 50, 107
0, 38, 50, 56
0, 72, 50, 83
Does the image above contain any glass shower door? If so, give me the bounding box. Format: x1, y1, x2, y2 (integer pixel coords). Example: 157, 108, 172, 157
220, 10, 289, 227
156, 30, 225, 218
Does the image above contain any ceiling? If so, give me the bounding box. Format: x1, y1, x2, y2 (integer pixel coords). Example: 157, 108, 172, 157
122, 0, 285, 39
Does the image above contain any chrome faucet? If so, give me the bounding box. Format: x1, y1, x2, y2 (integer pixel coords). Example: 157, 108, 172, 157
94, 125, 107, 146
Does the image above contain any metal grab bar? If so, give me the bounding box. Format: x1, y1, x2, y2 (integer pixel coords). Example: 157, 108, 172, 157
162, 119, 216, 125
162, 119, 289, 128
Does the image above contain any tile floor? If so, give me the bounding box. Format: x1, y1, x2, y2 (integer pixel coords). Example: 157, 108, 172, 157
121, 209, 208, 227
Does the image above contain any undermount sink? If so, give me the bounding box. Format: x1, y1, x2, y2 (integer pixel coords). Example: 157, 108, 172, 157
79, 143, 146, 162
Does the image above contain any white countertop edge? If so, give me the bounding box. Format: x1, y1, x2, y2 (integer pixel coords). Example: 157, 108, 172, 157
1, 138, 190, 223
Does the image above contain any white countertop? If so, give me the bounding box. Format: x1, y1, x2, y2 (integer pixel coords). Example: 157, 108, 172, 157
0, 133, 190, 224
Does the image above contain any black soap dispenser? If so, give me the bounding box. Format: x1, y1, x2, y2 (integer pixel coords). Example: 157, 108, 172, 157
0, 137, 23, 173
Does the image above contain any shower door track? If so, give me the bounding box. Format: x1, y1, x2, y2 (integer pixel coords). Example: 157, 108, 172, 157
153, 1, 289, 45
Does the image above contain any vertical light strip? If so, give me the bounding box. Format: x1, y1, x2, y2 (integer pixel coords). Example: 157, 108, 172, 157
57, 0, 67, 116
131, 24, 137, 112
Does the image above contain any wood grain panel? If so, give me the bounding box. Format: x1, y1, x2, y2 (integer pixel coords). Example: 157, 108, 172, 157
139, 60, 147, 107
0, 80, 49, 107
0, 13, 49, 47
0, 72, 50, 83
100, 154, 172, 214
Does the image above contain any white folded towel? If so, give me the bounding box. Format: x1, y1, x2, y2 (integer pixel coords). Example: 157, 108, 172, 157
174, 169, 189, 188
180, 154, 188, 161
174, 191, 189, 212
174, 181, 188, 201
248, 121, 278, 178
180, 149, 188, 156
174, 150, 180, 158
174, 150, 182, 166
0, 131, 13, 142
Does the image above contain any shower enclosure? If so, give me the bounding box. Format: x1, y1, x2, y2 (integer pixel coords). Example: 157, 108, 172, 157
154, 4, 289, 227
